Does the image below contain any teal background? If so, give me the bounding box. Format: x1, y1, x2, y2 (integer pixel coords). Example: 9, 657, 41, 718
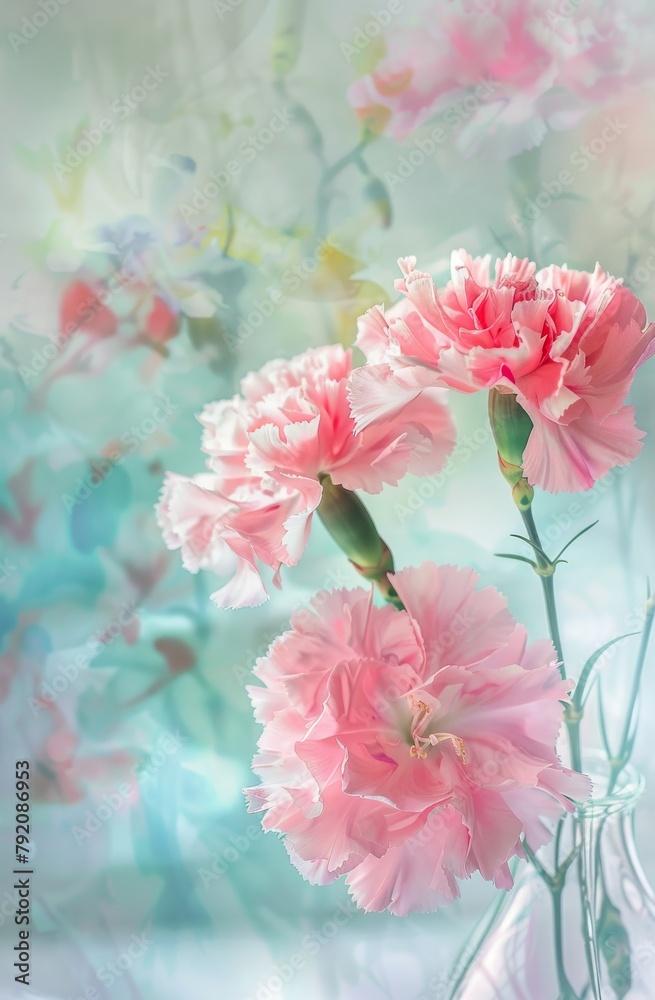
1, 2, 655, 997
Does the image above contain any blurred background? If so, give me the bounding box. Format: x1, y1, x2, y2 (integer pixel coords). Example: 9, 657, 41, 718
1, 1, 655, 997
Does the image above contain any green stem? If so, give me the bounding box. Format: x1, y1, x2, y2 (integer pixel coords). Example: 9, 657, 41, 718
543, 574, 565, 670
519, 506, 564, 664
517, 502, 601, 999
321, 139, 370, 186
567, 721, 582, 776
527, 847, 579, 1000
445, 859, 520, 999
607, 595, 655, 796
577, 815, 603, 1000
273, 78, 327, 171
519, 507, 582, 772
554, 816, 564, 869
552, 887, 578, 1000
316, 138, 372, 234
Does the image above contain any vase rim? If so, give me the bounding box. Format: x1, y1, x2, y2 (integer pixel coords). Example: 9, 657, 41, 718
575, 748, 644, 817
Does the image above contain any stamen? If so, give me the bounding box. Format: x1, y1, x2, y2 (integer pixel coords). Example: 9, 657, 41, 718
422, 732, 467, 764
407, 693, 467, 764
408, 694, 432, 757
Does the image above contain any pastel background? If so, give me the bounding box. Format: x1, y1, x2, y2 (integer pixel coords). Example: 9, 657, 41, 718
1, 1, 655, 998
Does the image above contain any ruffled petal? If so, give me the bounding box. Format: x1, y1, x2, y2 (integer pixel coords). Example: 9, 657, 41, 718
521, 405, 644, 493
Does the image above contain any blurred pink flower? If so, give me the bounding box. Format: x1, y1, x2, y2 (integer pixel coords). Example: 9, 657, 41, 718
59, 278, 119, 339
144, 295, 180, 344
347, 0, 650, 157
349, 252, 655, 492
245, 563, 590, 914
157, 345, 455, 608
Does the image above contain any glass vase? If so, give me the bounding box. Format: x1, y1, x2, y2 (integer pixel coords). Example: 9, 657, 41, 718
447, 752, 655, 999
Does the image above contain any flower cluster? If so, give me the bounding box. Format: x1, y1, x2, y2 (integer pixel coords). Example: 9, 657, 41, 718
348, 0, 651, 157
158, 251, 654, 914
349, 251, 655, 492
157, 344, 454, 608
245, 563, 590, 914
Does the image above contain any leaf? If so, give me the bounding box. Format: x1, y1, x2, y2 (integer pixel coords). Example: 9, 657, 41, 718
495, 552, 537, 568
573, 633, 639, 711
597, 892, 631, 998
553, 520, 599, 562
598, 676, 614, 759
509, 532, 550, 561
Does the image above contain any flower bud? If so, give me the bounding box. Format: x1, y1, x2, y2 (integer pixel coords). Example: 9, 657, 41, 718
317, 474, 402, 607
488, 389, 534, 509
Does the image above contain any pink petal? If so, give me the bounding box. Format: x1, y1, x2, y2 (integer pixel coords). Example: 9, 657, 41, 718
347, 363, 433, 433
345, 807, 467, 915
390, 563, 516, 672
522, 405, 645, 493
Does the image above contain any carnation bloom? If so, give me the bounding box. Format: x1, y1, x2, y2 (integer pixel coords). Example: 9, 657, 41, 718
157, 345, 454, 608
349, 252, 655, 493
347, 0, 650, 157
245, 563, 590, 915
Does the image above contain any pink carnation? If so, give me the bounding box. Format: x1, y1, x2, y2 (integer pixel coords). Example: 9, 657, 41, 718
347, 0, 650, 157
157, 345, 454, 608
245, 563, 590, 915
349, 252, 655, 492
